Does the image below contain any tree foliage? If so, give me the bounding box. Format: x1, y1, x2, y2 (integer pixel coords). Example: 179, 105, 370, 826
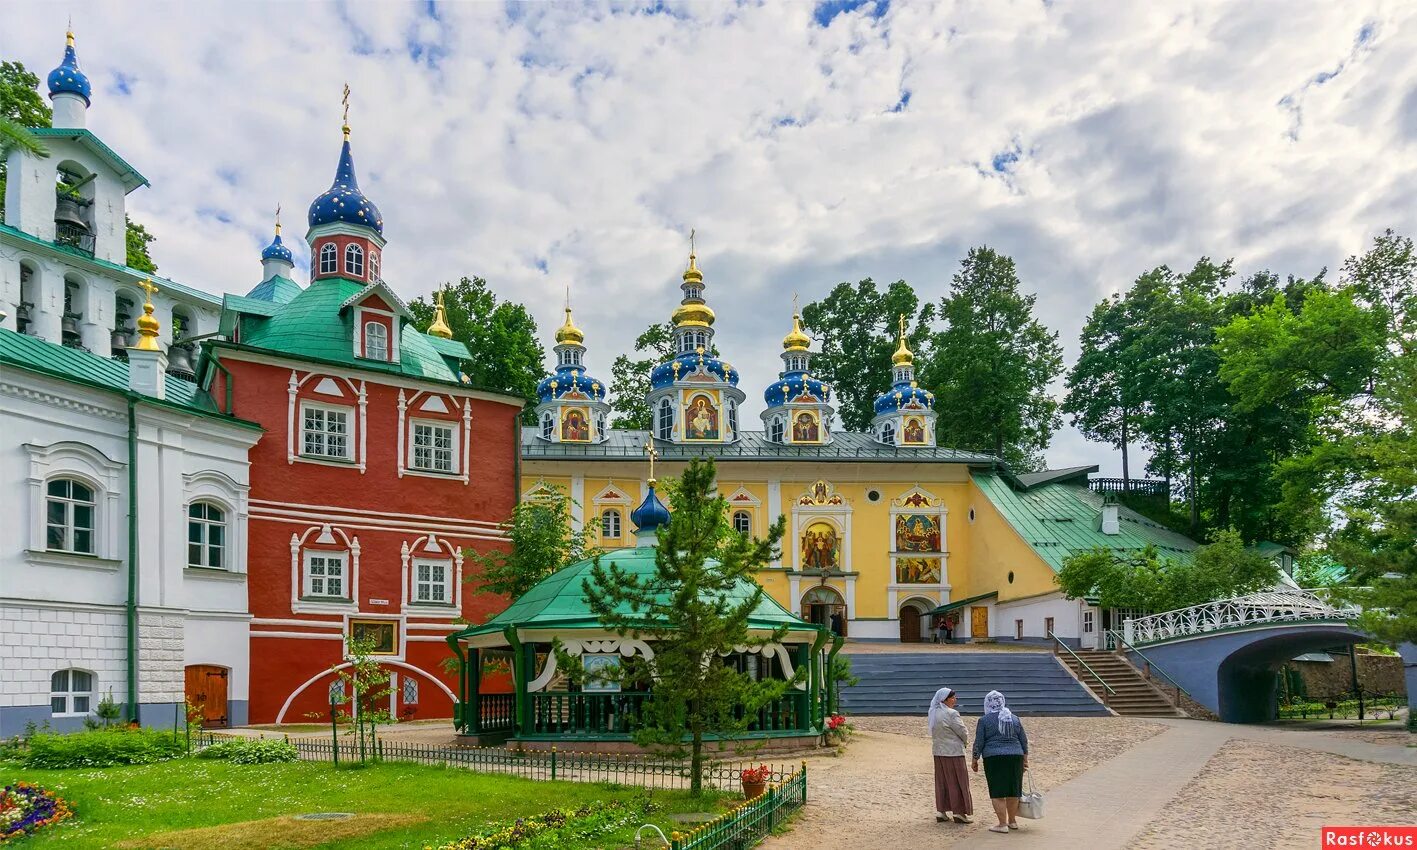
407, 277, 544, 422
800, 279, 934, 431
921, 247, 1062, 470
125, 215, 158, 273
1064, 296, 1139, 484
579, 459, 791, 795
607, 322, 675, 429
0, 61, 52, 218
465, 488, 596, 603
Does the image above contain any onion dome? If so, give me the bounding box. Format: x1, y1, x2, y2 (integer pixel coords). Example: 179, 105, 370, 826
536, 367, 607, 404
307, 138, 384, 236
671, 301, 716, 328
650, 352, 738, 390
555, 306, 584, 345
682, 251, 703, 285
873, 382, 935, 415
782, 312, 811, 352
892, 331, 914, 367
261, 223, 293, 263
134, 279, 161, 352
428, 289, 453, 339
764, 374, 831, 407
47, 30, 92, 106
630, 482, 671, 534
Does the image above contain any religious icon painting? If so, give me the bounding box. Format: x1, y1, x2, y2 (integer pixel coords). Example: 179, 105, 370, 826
560, 407, 591, 442
895, 514, 942, 553
903, 416, 926, 444
801, 521, 840, 571
895, 557, 941, 584
683, 392, 721, 441
791, 411, 821, 443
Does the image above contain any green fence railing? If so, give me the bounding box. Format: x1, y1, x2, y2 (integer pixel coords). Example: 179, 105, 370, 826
672, 764, 808, 850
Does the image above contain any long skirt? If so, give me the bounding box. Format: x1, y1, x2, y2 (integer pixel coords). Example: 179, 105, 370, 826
933, 755, 973, 816
983, 754, 1024, 799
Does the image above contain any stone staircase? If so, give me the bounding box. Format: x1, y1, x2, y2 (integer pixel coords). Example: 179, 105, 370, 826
839, 652, 1110, 716
1056, 650, 1184, 716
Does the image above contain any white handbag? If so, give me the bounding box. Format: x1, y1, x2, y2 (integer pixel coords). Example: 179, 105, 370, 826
1017, 769, 1044, 819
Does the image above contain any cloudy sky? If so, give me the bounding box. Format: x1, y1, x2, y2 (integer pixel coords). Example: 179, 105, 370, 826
6, 1, 1416, 474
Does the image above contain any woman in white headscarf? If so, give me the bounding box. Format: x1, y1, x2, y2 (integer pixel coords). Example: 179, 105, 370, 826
971, 689, 1030, 833
928, 687, 973, 823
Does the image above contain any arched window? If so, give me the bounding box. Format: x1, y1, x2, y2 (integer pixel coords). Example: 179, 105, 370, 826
345, 243, 365, 278
363, 321, 389, 361
595, 412, 607, 439
601, 509, 622, 539
51, 669, 93, 715
657, 398, 674, 440
733, 510, 751, 535
881, 422, 896, 445
319, 242, 338, 274
368, 251, 380, 282
402, 677, 419, 705
769, 416, 784, 444
187, 502, 227, 569
727, 402, 738, 438
46, 478, 95, 554
541, 411, 555, 439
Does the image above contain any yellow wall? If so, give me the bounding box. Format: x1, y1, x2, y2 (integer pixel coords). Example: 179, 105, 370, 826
520, 459, 1063, 637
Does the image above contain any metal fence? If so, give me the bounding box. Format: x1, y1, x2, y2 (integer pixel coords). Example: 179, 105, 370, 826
674, 765, 807, 850
196, 730, 795, 792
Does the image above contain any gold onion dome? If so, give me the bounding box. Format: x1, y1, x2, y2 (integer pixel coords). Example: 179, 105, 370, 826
135, 278, 161, 351
672, 301, 715, 328
891, 313, 914, 366
428, 289, 453, 339
682, 251, 703, 284
782, 312, 811, 352
555, 306, 584, 345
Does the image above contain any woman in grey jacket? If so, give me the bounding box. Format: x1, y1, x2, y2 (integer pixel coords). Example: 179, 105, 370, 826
928, 687, 973, 823
972, 690, 1029, 833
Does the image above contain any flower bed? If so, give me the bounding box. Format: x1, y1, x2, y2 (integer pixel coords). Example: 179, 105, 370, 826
433, 797, 657, 850
1, 783, 74, 843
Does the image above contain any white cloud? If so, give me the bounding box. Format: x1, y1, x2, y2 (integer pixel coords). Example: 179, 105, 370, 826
5, 1, 1416, 476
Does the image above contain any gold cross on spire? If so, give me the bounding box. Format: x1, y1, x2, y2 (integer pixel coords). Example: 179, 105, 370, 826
644, 441, 659, 485
341, 83, 351, 140
689, 228, 695, 257
274, 203, 282, 235
139, 277, 159, 304
793, 292, 800, 315
898, 312, 907, 341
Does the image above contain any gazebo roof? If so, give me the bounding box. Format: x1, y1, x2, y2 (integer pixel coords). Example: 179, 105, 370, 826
450, 545, 822, 643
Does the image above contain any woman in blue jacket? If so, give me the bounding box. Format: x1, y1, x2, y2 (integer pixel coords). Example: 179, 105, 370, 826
971, 690, 1029, 833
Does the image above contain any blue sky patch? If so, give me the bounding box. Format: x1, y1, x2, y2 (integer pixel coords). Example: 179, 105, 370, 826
813, 0, 888, 28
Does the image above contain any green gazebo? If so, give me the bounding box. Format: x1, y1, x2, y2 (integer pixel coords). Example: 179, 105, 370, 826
446, 483, 843, 751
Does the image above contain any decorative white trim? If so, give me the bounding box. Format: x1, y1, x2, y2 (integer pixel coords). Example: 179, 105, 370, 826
24, 441, 124, 560
527, 637, 655, 692
275, 658, 453, 723
182, 469, 250, 574
352, 305, 401, 365
886, 484, 949, 596
400, 534, 463, 614
289, 525, 360, 614
248, 498, 502, 530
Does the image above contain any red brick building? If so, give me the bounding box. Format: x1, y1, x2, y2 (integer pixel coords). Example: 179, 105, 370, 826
200, 130, 523, 724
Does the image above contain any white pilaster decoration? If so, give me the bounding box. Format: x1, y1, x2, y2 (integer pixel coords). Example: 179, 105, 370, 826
767, 479, 782, 567
460, 399, 472, 486
286, 371, 299, 464
886, 486, 951, 619
399, 540, 411, 605
396, 389, 407, 479
356, 381, 368, 474
788, 574, 802, 611
570, 474, 585, 531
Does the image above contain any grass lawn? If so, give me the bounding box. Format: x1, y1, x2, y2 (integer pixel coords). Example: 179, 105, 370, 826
1, 758, 729, 849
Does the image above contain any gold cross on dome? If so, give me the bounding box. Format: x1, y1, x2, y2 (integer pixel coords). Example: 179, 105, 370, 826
689, 228, 695, 256
138, 277, 159, 304
644, 441, 659, 483
341, 83, 351, 139
898, 312, 907, 341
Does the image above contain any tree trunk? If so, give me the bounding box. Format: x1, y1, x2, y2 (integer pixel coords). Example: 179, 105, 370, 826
691, 729, 704, 797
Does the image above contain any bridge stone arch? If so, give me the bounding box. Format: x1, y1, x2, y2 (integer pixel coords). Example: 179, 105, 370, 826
1136, 623, 1367, 723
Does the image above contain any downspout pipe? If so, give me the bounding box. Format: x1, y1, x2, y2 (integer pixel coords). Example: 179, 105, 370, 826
125, 398, 139, 722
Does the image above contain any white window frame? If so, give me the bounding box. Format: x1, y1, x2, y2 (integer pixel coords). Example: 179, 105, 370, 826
402, 676, 419, 705
601, 508, 622, 539
880, 421, 896, 445
368, 251, 380, 282
733, 510, 752, 535
769, 416, 785, 444
45, 477, 96, 555
50, 668, 94, 716
411, 557, 453, 606
656, 398, 674, 440
187, 500, 228, 569
363, 321, 389, 361
344, 243, 365, 278
303, 550, 349, 599
727, 402, 737, 438
319, 242, 337, 274
300, 401, 354, 461
1083, 610, 1095, 634
541, 411, 554, 439
408, 418, 458, 474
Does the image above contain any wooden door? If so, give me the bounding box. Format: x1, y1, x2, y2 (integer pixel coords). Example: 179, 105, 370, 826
970, 606, 989, 640
184, 665, 229, 728
900, 608, 922, 642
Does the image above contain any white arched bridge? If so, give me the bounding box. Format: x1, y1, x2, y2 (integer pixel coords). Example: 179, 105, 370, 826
1117, 590, 1368, 723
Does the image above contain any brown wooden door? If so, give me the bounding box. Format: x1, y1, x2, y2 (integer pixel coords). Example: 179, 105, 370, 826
970, 606, 989, 640
184, 665, 229, 728
900, 608, 922, 642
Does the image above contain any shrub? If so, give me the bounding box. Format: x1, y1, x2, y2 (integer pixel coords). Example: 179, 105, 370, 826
22, 727, 186, 769
433, 798, 656, 850
196, 738, 299, 765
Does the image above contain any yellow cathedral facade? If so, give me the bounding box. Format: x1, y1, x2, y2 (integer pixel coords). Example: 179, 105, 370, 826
518, 248, 1199, 644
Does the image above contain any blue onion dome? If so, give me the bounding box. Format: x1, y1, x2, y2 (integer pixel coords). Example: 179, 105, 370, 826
48, 31, 91, 106
630, 482, 671, 533
261, 230, 293, 263
650, 351, 738, 390
307, 139, 384, 236
536, 367, 607, 404
874, 381, 935, 415
765, 374, 831, 407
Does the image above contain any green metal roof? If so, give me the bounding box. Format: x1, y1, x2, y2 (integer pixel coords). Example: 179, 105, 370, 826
244, 274, 303, 304
972, 473, 1199, 572
929, 591, 997, 615
0, 224, 220, 307
0, 327, 259, 429
222, 277, 469, 385
452, 544, 820, 641
29, 128, 149, 191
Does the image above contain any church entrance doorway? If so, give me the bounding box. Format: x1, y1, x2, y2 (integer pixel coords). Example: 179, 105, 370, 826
184, 665, 229, 728
899, 598, 933, 643
802, 586, 847, 637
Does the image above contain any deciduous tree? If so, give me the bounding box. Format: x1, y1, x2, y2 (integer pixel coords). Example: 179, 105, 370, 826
465, 488, 596, 602
607, 322, 675, 429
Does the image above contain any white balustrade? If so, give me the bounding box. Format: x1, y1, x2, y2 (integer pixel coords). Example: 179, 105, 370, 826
1124, 590, 1359, 647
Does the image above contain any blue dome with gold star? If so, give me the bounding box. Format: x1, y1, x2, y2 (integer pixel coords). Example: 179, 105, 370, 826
630, 482, 671, 533
763, 372, 831, 407
650, 352, 738, 390
47, 34, 91, 106
261, 232, 293, 263
308, 140, 384, 236
873, 380, 934, 415
537, 364, 607, 404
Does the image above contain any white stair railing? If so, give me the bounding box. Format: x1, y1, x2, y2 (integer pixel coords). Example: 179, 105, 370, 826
1123, 590, 1359, 647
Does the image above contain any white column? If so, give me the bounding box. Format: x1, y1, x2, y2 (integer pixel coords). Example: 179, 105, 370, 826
767, 479, 782, 567
570, 474, 585, 531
